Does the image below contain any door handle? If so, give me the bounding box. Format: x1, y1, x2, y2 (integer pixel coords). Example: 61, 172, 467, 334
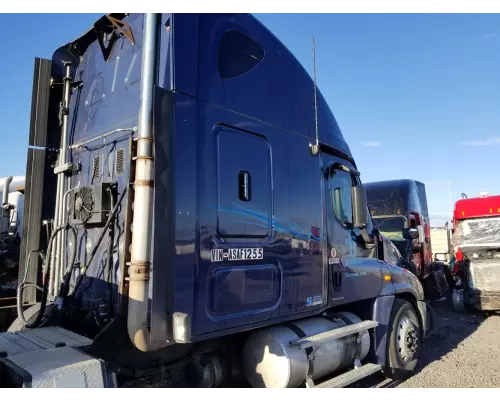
238, 171, 251, 202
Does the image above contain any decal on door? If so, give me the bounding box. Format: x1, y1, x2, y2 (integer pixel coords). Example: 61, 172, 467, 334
306, 294, 323, 307
329, 247, 340, 264
211, 248, 264, 262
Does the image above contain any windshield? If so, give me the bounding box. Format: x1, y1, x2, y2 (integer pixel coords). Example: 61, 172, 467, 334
452, 216, 500, 249
373, 216, 406, 242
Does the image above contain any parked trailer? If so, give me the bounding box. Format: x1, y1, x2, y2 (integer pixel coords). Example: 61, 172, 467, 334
0, 14, 431, 388
430, 225, 452, 263
451, 193, 500, 312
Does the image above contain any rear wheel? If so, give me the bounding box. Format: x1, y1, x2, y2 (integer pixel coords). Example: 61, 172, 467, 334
384, 299, 420, 380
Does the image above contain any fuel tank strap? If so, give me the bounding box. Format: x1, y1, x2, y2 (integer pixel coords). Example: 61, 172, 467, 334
283, 322, 314, 383
328, 312, 353, 326
283, 323, 307, 344
284, 323, 314, 354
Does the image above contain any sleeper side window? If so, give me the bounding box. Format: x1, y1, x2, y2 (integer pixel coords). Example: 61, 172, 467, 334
330, 170, 353, 227
219, 30, 265, 79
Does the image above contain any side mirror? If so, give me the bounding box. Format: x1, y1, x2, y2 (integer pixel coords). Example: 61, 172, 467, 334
403, 227, 419, 241
352, 185, 368, 228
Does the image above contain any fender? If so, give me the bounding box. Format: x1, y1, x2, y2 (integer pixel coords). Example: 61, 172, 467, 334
372, 295, 395, 367
372, 293, 429, 367
372, 265, 428, 366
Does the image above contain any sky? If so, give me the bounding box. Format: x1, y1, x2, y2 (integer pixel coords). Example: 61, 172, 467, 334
1, 13, 499, 226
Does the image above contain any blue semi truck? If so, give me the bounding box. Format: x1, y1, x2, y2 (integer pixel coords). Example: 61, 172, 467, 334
0, 13, 431, 388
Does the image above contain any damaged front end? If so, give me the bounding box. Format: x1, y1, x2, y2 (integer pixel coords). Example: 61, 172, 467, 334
452, 217, 500, 311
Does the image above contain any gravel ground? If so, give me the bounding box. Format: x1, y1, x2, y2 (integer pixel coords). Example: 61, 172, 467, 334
355, 299, 500, 388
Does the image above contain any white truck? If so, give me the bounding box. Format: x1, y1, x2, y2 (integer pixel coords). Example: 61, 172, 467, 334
0, 176, 25, 315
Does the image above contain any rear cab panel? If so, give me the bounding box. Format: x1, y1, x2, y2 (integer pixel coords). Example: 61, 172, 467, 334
61, 14, 146, 313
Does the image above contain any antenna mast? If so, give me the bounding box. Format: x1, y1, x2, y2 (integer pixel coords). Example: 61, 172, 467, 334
311, 36, 320, 155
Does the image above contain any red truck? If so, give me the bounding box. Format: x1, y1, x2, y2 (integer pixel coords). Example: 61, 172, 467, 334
451, 193, 500, 312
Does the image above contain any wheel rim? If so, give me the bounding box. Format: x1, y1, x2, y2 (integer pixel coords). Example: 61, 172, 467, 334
396, 313, 419, 364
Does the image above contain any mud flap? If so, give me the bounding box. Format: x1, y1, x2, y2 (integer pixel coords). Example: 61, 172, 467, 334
371, 295, 394, 367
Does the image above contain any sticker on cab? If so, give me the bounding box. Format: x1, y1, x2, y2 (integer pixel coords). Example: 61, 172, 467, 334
211, 248, 264, 262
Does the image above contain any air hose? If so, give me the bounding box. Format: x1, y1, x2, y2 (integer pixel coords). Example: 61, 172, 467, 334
57, 226, 78, 301
72, 188, 126, 298
17, 224, 77, 328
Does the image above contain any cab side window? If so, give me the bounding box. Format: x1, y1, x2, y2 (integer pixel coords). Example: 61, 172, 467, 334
330, 170, 353, 226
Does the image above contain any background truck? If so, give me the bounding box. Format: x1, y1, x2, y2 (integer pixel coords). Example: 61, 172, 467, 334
430, 224, 452, 263
0, 175, 24, 323
364, 179, 432, 282
0, 13, 431, 388
451, 193, 500, 312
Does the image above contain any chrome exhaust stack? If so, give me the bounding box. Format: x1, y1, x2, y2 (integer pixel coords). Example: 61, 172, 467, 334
126, 13, 164, 352
1, 175, 13, 235
2, 176, 13, 206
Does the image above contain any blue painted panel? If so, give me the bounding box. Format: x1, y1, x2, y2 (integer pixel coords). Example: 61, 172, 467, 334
210, 264, 281, 318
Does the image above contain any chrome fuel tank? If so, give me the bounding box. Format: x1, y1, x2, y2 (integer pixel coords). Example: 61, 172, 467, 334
242, 312, 370, 388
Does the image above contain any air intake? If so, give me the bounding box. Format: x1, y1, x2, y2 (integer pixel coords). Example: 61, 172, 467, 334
92, 156, 101, 181
115, 148, 125, 175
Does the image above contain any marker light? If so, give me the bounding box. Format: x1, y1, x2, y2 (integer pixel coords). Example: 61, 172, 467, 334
173, 312, 191, 343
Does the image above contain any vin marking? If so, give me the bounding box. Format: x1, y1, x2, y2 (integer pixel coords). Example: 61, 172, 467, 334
211, 248, 264, 262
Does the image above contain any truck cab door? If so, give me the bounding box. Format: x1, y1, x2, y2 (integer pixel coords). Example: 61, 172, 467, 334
323, 158, 383, 307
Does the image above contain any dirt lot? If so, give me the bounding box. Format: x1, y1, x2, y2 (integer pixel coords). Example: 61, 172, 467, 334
355, 300, 500, 388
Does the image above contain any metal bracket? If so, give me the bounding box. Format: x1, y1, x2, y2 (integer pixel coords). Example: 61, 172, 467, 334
305, 376, 315, 388
94, 15, 135, 62
107, 15, 135, 46
305, 345, 319, 388
54, 162, 81, 176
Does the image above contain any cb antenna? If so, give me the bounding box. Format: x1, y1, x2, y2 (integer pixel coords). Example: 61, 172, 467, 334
310, 36, 320, 156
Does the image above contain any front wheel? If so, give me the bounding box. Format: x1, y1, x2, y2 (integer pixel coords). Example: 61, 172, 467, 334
384, 299, 421, 380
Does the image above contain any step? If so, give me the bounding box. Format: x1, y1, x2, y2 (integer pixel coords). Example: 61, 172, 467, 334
0, 327, 92, 357
314, 363, 382, 388
290, 320, 378, 350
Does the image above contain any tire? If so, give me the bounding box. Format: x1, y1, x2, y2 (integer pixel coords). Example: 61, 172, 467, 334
452, 288, 466, 313
384, 299, 421, 380
7, 303, 42, 332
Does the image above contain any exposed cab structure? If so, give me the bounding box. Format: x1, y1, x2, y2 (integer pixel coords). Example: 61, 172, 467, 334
0, 14, 432, 388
